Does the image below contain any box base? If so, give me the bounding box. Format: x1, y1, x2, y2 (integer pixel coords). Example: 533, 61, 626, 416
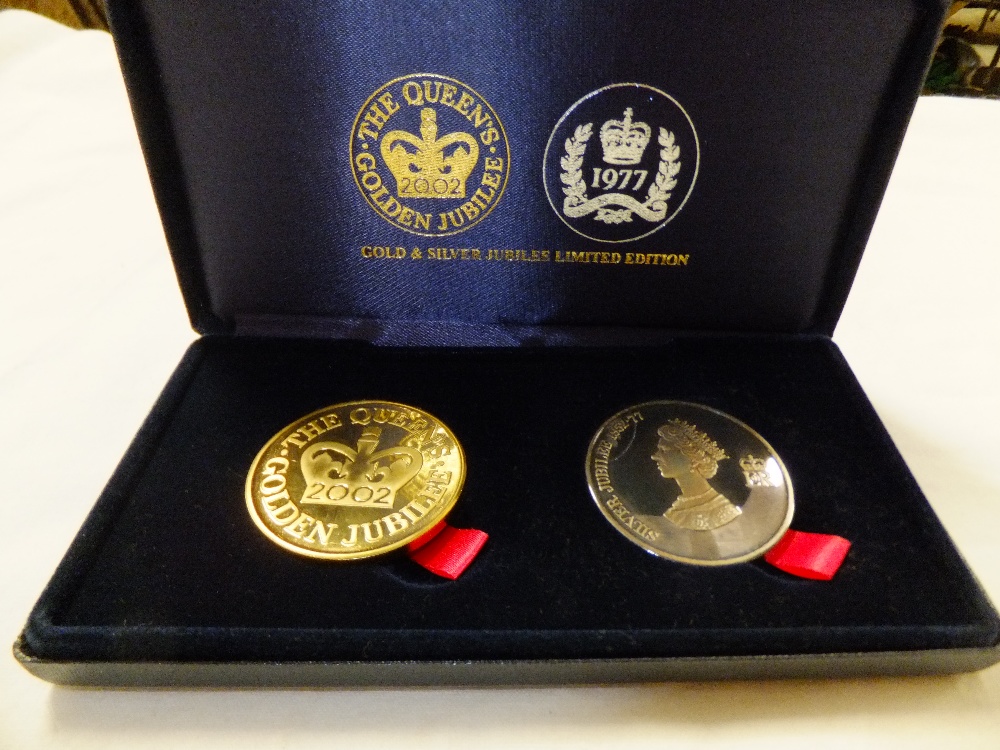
18, 335, 1000, 683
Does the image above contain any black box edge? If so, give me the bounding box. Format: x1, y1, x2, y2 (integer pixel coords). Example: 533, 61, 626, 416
14, 634, 1000, 688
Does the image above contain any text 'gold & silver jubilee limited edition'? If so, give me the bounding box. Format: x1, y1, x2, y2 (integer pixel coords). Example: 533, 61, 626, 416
246, 401, 465, 560
586, 402, 793, 565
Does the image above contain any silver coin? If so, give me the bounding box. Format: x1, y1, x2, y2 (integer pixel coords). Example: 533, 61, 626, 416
585, 401, 794, 565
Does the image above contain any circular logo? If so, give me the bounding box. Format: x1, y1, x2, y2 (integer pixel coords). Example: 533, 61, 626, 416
246, 400, 466, 560
543, 84, 699, 243
350, 74, 510, 236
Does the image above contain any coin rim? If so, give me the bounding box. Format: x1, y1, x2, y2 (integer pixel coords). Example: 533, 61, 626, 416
585, 400, 794, 566
245, 400, 467, 561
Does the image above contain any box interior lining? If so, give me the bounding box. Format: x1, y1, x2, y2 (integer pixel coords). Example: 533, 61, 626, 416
24, 336, 999, 662
113, 0, 940, 339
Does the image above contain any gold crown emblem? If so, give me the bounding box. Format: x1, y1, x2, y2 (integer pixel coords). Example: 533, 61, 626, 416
739, 455, 768, 473
739, 453, 781, 488
599, 108, 651, 165
658, 420, 728, 462
380, 107, 479, 199
299, 427, 422, 509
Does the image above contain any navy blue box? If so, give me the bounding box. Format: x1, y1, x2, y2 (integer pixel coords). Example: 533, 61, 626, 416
15, 0, 1000, 685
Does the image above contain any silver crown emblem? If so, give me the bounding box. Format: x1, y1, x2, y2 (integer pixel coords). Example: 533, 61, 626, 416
599, 108, 652, 165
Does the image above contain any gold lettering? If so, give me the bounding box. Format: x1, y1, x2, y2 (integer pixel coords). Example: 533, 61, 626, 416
401, 81, 423, 106
622, 252, 690, 266
361, 520, 384, 543
298, 420, 324, 441
262, 489, 290, 508
363, 101, 394, 132
415, 489, 444, 508
258, 473, 287, 496
594, 455, 613, 492
284, 513, 316, 539
382, 512, 409, 536
423, 80, 442, 103
304, 520, 336, 545
282, 434, 307, 449
439, 83, 458, 107
376, 246, 406, 259
378, 92, 399, 116
266, 499, 299, 527
466, 103, 491, 129
262, 457, 289, 476
428, 469, 452, 484
376, 194, 403, 218
420, 476, 451, 502
400, 497, 436, 522
357, 122, 379, 142
341, 524, 359, 547
437, 210, 465, 231
455, 92, 475, 116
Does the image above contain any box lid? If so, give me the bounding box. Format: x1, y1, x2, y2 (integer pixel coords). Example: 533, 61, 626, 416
108, 0, 947, 342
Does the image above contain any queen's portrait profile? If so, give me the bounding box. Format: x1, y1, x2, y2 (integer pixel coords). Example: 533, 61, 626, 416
651, 419, 742, 531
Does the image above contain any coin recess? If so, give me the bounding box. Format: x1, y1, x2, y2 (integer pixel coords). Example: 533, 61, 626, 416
585, 401, 794, 566
246, 400, 466, 560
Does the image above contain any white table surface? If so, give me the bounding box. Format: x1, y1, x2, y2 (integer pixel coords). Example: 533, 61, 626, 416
2, 9, 998, 749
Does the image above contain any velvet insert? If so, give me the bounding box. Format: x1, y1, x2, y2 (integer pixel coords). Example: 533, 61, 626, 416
23, 335, 1000, 664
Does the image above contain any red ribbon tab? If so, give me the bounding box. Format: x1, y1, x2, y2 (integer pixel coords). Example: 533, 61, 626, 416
407, 521, 447, 553
407, 523, 489, 580
764, 530, 851, 580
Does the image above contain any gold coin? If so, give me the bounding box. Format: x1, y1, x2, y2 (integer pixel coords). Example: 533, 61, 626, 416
246, 401, 465, 560
585, 401, 793, 566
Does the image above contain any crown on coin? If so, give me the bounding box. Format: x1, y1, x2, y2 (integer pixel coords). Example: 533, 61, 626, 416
599, 108, 651, 165
657, 420, 728, 463
300, 427, 422, 508
739, 455, 767, 473
381, 107, 479, 199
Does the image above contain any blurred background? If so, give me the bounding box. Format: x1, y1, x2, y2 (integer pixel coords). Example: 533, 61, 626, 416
3, 0, 1000, 98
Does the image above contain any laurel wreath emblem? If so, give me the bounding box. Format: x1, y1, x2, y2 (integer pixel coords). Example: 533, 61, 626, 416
560, 122, 593, 207
560, 123, 681, 224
